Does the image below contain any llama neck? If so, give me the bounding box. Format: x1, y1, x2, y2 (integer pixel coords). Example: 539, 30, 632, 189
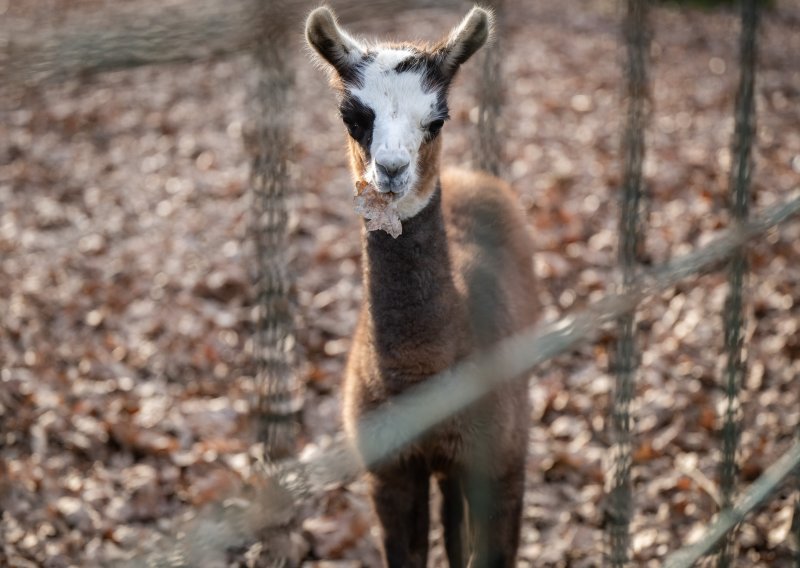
362, 184, 460, 373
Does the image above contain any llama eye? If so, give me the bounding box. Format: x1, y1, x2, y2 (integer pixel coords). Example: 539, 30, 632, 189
427, 119, 444, 136
345, 120, 364, 140
343, 115, 373, 145
339, 96, 375, 145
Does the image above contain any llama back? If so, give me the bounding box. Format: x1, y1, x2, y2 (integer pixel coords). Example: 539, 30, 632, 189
438, 166, 534, 512
441, 167, 538, 348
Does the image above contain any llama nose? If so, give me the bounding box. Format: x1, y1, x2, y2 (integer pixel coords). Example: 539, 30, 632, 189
376, 160, 409, 180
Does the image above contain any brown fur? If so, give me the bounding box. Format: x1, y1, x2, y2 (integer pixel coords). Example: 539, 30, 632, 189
344, 164, 537, 568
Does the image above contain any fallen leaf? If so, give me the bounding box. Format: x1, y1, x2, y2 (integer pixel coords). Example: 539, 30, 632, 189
354, 179, 369, 196
353, 184, 402, 238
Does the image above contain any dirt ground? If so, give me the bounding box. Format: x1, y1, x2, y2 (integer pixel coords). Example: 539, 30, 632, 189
1, 0, 799, 566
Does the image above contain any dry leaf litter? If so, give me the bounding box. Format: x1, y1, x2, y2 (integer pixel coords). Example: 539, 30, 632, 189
1, 1, 799, 567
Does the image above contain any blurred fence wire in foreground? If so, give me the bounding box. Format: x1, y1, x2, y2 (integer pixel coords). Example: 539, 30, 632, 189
125, 192, 800, 566
795, 426, 800, 566
250, 1, 302, 462
718, 0, 759, 565
607, 0, 649, 564
664, 442, 800, 568
0, 0, 463, 90
472, 0, 505, 176
3, 0, 800, 566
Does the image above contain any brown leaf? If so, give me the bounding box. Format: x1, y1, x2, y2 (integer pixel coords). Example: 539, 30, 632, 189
302, 509, 370, 558
632, 440, 659, 463
365, 213, 402, 239
110, 422, 178, 456
353, 184, 402, 238
675, 476, 693, 491
187, 468, 241, 507
354, 179, 369, 196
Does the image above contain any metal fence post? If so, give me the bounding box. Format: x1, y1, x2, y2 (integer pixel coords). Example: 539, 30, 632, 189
473, 0, 504, 176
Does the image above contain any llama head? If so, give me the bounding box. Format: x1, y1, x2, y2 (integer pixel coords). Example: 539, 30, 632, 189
306, 6, 492, 219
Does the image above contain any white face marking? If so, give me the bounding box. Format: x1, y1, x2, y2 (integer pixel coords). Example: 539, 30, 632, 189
349, 48, 442, 218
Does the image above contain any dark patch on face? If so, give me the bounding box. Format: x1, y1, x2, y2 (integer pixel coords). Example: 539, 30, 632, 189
394, 52, 448, 96
339, 92, 375, 160
393, 53, 428, 75
339, 53, 375, 87
393, 52, 451, 139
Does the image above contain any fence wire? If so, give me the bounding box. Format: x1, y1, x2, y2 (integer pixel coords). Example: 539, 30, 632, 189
608, 0, 649, 564
1, 0, 468, 90
717, 0, 759, 565
5, 1, 799, 565
126, 193, 800, 566
795, 424, 800, 567
247, 9, 311, 565
664, 440, 800, 568
472, 0, 504, 176
249, 2, 302, 463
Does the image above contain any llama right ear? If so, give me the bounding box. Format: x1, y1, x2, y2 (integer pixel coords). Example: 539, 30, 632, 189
305, 7, 365, 78
435, 7, 493, 79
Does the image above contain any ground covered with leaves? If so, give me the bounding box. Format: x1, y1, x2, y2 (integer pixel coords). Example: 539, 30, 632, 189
1, 0, 799, 566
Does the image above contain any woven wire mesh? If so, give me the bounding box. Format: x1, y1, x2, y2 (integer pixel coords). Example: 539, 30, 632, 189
717, 0, 758, 564
116, 190, 800, 564
3, 0, 800, 565
472, 0, 504, 176
607, 0, 649, 564
664, 441, 800, 568
795, 432, 800, 567
249, 3, 303, 463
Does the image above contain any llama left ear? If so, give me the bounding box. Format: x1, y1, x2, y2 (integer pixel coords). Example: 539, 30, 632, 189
435, 7, 493, 79
306, 6, 365, 79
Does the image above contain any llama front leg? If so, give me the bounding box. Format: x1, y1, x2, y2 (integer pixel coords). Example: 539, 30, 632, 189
369, 458, 431, 568
464, 465, 525, 568
439, 474, 470, 568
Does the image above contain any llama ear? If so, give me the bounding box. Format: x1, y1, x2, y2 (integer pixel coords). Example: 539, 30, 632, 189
305, 6, 365, 78
435, 7, 493, 79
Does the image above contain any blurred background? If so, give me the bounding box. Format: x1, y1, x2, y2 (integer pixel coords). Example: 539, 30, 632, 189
1, 0, 799, 566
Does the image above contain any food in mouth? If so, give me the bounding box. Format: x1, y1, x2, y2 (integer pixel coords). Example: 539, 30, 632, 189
353, 180, 403, 238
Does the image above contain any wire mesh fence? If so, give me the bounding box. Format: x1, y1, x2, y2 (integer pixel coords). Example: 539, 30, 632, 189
606, 0, 649, 563
249, 0, 302, 462
121, 190, 800, 566
2, 0, 799, 566
717, 1, 758, 565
